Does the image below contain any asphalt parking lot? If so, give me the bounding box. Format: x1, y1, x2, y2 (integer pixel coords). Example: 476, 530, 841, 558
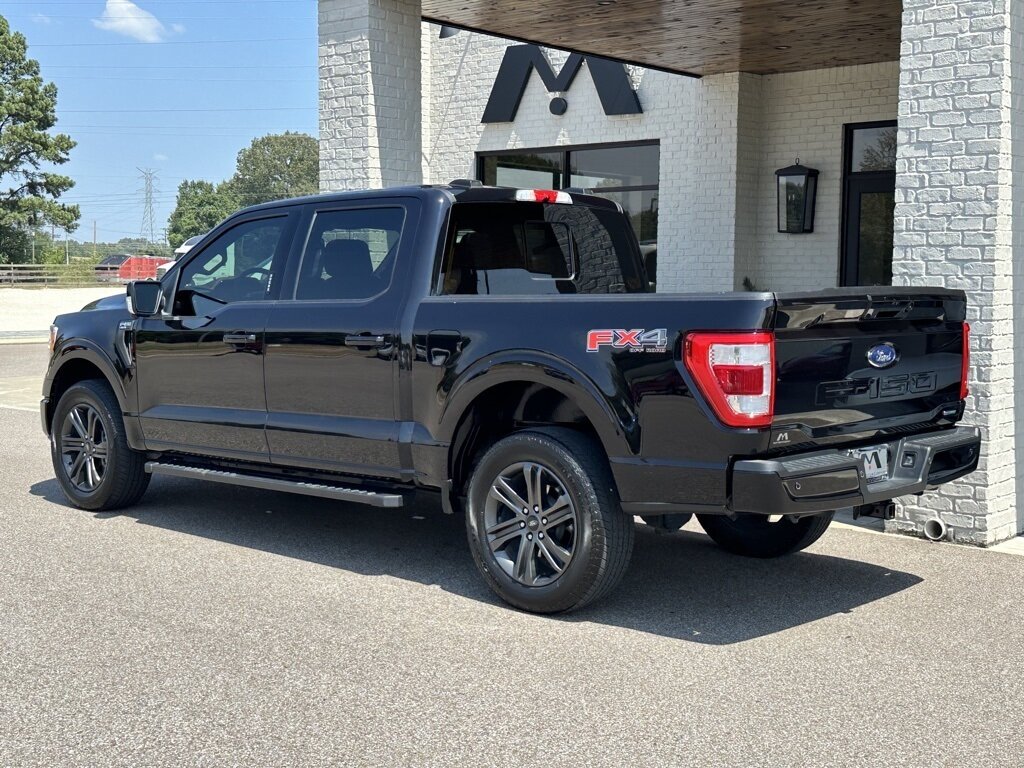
2, 343, 1024, 767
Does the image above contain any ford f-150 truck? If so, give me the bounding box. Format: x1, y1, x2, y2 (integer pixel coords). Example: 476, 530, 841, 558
43, 182, 980, 613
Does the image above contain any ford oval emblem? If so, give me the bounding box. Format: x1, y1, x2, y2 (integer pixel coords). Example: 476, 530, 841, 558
866, 342, 899, 369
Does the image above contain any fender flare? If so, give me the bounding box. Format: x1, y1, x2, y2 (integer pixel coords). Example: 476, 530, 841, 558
43, 340, 131, 430
438, 349, 639, 461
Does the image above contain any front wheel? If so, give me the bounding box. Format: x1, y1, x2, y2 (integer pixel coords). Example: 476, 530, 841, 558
696, 511, 834, 558
50, 380, 150, 511
466, 427, 634, 614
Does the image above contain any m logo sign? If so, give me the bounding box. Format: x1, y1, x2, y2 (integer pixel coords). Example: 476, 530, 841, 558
482, 45, 642, 124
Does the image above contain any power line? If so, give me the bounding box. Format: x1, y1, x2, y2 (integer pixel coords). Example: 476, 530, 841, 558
29, 37, 314, 47
45, 75, 311, 82
37, 64, 313, 70
6, 0, 309, 4
60, 107, 316, 113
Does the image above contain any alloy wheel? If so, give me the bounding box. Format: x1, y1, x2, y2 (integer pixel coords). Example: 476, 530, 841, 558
483, 461, 578, 587
60, 403, 107, 493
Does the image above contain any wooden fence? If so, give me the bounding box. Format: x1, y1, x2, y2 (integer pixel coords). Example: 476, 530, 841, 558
0, 263, 111, 287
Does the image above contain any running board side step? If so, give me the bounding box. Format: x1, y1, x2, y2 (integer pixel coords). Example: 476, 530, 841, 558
144, 462, 405, 508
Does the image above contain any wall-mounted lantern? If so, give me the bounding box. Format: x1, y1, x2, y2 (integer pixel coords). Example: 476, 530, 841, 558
776, 160, 819, 234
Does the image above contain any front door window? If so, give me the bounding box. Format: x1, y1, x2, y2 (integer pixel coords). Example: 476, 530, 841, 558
842, 121, 896, 286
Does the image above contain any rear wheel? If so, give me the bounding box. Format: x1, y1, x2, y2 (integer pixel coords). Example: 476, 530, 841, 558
50, 380, 150, 511
696, 511, 834, 558
466, 427, 633, 614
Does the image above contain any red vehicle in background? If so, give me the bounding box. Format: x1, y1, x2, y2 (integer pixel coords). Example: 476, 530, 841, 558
117, 255, 172, 282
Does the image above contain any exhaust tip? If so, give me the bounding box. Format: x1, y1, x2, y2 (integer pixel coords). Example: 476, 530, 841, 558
923, 518, 948, 542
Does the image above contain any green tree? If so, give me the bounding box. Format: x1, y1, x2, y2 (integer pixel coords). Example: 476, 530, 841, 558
166, 179, 236, 248
0, 16, 78, 264
166, 132, 318, 248
229, 131, 318, 207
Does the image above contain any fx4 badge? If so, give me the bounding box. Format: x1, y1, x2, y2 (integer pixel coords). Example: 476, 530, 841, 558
587, 329, 668, 353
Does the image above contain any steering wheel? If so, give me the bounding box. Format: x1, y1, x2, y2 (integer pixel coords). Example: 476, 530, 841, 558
239, 266, 273, 282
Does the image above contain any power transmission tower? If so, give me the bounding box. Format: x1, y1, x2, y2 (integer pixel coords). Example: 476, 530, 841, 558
137, 168, 159, 244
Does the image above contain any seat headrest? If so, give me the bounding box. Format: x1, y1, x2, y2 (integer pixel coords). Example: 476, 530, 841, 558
322, 238, 372, 280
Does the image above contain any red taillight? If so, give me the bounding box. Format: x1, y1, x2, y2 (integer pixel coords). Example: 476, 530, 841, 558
713, 366, 765, 395
514, 189, 573, 204
960, 322, 970, 401
684, 332, 775, 428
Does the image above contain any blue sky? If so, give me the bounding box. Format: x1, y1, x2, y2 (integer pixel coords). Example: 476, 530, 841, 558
4, 0, 318, 244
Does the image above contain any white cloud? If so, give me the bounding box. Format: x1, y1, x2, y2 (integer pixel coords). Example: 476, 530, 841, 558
92, 0, 183, 43
153, 153, 169, 162
31, 13, 52, 24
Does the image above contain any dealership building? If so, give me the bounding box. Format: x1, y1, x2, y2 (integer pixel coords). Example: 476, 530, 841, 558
317, 0, 1024, 545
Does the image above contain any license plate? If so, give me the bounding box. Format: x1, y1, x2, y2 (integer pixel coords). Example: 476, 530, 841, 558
849, 445, 889, 484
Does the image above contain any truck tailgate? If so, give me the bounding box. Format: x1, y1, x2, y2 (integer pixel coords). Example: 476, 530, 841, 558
772, 288, 967, 443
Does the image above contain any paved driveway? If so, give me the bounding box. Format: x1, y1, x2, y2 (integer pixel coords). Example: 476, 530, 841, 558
2, 344, 1023, 766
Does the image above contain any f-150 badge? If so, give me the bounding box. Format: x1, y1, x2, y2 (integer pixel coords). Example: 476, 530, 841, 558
587, 328, 668, 352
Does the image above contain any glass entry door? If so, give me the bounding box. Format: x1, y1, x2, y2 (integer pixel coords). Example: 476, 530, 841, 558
843, 175, 895, 286
841, 122, 896, 286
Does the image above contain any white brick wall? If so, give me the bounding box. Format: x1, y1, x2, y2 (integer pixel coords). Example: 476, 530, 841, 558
890, 0, 1024, 545
319, 0, 422, 190
744, 63, 900, 292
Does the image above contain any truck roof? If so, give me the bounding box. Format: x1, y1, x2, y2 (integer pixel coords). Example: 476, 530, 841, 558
233, 182, 622, 217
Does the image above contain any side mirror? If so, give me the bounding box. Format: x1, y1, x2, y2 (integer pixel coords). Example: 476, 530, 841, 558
126, 280, 163, 317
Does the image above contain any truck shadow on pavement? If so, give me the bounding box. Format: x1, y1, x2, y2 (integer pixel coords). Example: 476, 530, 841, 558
30, 476, 923, 644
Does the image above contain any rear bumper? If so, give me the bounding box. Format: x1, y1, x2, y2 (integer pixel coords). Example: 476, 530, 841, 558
730, 426, 981, 516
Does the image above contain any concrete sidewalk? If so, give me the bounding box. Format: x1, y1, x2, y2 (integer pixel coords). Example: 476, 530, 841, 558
0, 287, 121, 341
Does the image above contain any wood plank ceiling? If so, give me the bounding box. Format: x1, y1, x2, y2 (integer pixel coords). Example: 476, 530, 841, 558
421, 0, 902, 77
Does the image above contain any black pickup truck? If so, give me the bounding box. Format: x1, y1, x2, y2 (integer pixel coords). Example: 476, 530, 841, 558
43, 183, 980, 613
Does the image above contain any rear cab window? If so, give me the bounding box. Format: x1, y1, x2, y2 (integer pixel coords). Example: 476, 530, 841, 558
436, 201, 649, 296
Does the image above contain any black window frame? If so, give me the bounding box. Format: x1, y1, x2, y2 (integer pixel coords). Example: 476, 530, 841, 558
840, 120, 898, 287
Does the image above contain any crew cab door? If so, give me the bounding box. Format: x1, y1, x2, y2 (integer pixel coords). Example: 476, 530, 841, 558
134, 211, 298, 460
263, 199, 418, 478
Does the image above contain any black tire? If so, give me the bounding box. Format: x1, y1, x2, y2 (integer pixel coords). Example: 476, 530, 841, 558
50, 379, 150, 511
696, 511, 834, 558
466, 427, 633, 614
640, 513, 693, 531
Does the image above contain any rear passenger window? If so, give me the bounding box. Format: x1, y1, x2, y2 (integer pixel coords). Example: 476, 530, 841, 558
295, 207, 405, 300
438, 202, 647, 296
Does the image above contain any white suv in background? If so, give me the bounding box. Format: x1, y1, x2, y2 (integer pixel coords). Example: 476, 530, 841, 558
156, 234, 204, 280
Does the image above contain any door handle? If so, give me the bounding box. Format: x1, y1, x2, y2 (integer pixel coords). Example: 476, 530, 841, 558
223, 332, 257, 345
344, 334, 387, 348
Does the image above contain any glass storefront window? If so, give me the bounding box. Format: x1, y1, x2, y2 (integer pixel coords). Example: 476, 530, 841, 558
569, 144, 659, 189
480, 152, 562, 189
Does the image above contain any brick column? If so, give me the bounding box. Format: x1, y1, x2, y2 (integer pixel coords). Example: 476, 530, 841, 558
891, 0, 1024, 544
318, 0, 422, 191
659, 73, 747, 293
